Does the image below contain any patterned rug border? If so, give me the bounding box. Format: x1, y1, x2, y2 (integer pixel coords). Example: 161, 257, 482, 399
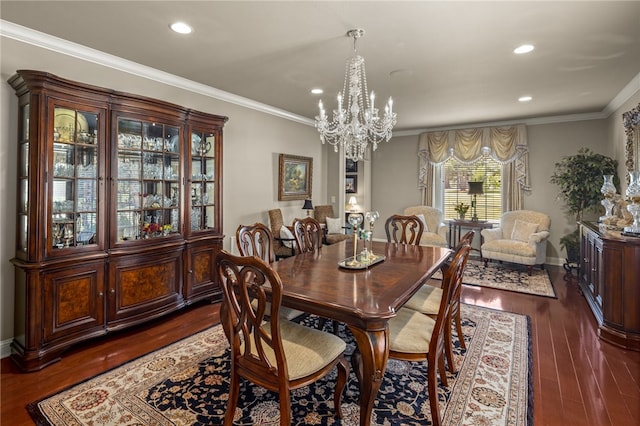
434, 259, 557, 299
27, 304, 533, 426
25, 325, 222, 426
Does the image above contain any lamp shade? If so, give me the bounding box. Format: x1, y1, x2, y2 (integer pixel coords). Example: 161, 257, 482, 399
302, 199, 314, 210
468, 181, 484, 195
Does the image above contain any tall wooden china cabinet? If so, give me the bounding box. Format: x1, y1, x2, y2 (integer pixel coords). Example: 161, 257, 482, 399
9, 71, 228, 371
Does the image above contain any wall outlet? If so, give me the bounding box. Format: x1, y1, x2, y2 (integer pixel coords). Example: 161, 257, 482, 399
331, 195, 336, 203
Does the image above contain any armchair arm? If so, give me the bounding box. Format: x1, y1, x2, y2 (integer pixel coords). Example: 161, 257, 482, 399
435, 224, 448, 241
528, 230, 550, 245
481, 227, 502, 242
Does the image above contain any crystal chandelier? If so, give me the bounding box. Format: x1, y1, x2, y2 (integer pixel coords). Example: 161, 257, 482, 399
315, 29, 397, 162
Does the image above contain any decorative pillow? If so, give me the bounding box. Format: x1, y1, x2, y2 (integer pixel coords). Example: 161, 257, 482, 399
510, 219, 539, 242
325, 217, 343, 234
416, 213, 429, 232
280, 225, 295, 248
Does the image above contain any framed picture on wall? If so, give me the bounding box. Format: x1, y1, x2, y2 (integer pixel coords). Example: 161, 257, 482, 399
345, 175, 357, 193
346, 158, 358, 173
278, 154, 313, 200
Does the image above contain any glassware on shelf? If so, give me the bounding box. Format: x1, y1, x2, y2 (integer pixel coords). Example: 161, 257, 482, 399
624, 171, 640, 233
599, 175, 617, 222
347, 213, 364, 266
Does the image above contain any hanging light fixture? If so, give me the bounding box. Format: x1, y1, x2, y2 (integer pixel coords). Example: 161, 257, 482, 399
315, 29, 397, 162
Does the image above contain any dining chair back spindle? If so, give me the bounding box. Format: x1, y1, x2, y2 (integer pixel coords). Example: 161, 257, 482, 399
292, 217, 323, 253
385, 214, 424, 245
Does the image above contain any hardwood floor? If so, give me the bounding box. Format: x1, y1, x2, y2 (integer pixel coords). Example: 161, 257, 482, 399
1, 266, 639, 425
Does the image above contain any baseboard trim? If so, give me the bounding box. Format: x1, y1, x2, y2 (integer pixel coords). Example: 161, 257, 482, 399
1, 338, 12, 359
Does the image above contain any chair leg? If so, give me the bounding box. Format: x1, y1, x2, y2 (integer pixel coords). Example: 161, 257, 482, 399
483, 258, 489, 268
527, 265, 533, 276
427, 358, 442, 426
224, 371, 240, 426
317, 317, 327, 330
454, 308, 466, 350
334, 356, 350, 418
438, 353, 448, 387
278, 390, 292, 426
444, 323, 457, 374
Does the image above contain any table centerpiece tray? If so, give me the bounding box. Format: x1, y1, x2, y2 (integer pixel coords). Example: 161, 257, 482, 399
338, 254, 386, 270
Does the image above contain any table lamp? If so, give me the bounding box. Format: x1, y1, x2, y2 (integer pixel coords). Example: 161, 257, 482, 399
468, 181, 484, 221
302, 198, 313, 216
348, 196, 358, 212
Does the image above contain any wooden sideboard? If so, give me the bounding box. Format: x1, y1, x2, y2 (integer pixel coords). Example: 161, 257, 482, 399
579, 222, 640, 351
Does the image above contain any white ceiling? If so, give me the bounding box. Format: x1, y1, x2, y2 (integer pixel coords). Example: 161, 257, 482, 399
1, 1, 639, 132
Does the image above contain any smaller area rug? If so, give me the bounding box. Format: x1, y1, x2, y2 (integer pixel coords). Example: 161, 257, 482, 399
433, 259, 556, 298
28, 304, 532, 426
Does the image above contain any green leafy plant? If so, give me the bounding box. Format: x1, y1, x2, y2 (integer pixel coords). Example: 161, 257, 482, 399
550, 147, 618, 261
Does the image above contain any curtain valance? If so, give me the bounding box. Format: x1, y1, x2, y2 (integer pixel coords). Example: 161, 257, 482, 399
418, 124, 531, 193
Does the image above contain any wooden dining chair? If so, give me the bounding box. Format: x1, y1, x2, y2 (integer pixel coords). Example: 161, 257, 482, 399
385, 214, 424, 245
235, 223, 305, 321
236, 222, 276, 264
216, 250, 349, 426
403, 232, 474, 375
292, 217, 323, 254
386, 243, 472, 426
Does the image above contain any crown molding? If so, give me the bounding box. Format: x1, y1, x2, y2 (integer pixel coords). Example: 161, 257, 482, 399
0, 20, 314, 126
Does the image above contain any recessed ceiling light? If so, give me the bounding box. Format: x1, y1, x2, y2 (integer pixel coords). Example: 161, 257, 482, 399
514, 44, 534, 55
311, 88, 323, 95
170, 22, 192, 34
518, 96, 533, 102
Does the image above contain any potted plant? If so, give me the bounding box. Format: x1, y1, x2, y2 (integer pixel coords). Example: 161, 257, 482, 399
550, 147, 618, 268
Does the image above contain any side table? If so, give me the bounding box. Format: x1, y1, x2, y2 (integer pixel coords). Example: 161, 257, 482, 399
448, 219, 493, 259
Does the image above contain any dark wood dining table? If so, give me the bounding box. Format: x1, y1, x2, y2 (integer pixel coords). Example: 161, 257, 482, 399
270, 239, 451, 426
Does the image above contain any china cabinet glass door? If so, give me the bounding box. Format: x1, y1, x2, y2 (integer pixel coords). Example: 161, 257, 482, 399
115, 118, 181, 242
190, 130, 216, 231
17, 103, 30, 254
51, 106, 100, 250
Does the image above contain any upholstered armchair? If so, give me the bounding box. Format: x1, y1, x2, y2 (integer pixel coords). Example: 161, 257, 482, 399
403, 206, 448, 247
267, 209, 296, 260
481, 210, 551, 275
314, 205, 350, 245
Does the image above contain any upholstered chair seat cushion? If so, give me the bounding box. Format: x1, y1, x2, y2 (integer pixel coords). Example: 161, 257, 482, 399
242, 319, 347, 380
403, 284, 442, 314
388, 308, 435, 354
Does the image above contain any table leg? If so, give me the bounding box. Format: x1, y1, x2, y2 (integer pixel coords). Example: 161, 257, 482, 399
348, 325, 389, 426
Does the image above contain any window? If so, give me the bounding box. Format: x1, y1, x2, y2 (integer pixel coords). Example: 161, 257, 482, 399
442, 156, 502, 221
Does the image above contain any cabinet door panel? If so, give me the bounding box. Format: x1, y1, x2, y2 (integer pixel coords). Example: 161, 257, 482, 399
108, 250, 183, 325
43, 263, 106, 343
184, 240, 222, 302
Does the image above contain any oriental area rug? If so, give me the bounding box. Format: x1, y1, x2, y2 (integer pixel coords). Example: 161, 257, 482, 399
432, 259, 556, 298
28, 304, 532, 426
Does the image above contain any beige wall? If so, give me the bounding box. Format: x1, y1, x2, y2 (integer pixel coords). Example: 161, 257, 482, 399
0, 39, 324, 348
